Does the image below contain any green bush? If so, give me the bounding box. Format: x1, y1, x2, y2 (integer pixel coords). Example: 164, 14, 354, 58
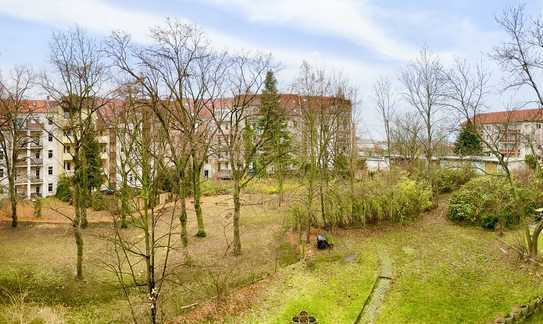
525, 154, 539, 171
322, 174, 433, 227
32, 198, 41, 218
432, 167, 475, 193
201, 180, 232, 196
90, 191, 118, 213
55, 175, 72, 202
447, 176, 542, 229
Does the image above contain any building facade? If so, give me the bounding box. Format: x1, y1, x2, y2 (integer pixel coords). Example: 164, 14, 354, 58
472, 108, 543, 159
1, 94, 352, 199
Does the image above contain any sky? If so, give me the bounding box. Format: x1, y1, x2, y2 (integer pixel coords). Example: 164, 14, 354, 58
0, 0, 539, 139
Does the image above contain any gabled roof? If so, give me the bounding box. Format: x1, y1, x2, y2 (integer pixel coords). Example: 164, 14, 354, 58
473, 108, 543, 125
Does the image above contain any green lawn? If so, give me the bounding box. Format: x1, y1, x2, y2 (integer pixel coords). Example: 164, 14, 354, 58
233, 238, 378, 323
228, 198, 543, 323
3, 192, 543, 323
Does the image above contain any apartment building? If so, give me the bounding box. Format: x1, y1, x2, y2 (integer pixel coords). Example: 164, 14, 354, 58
472, 108, 543, 159
205, 94, 353, 180
0, 100, 114, 199
1, 94, 351, 199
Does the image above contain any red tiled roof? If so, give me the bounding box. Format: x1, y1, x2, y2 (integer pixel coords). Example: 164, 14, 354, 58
19, 100, 52, 113
473, 108, 543, 125
16, 94, 350, 120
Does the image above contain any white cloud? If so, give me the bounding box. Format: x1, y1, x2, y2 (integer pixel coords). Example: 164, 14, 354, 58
0, 0, 166, 42
203, 0, 418, 61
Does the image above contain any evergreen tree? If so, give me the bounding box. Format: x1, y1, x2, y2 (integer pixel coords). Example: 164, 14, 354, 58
258, 71, 291, 204
454, 123, 482, 156
74, 128, 105, 210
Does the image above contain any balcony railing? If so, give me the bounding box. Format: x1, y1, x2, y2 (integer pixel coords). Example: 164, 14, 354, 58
29, 158, 43, 165
29, 140, 43, 149
215, 170, 233, 179
15, 176, 43, 184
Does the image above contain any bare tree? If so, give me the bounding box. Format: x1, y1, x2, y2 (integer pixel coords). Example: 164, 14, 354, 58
491, 4, 543, 257
107, 22, 227, 242
494, 4, 543, 108
105, 99, 179, 324
443, 58, 490, 125
401, 48, 446, 178
209, 53, 275, 256
292, 62, 353, 232
41, 27, 111, 279
374, 76, 397, 162
0, 66, 35, 227
391, 111, 424, 163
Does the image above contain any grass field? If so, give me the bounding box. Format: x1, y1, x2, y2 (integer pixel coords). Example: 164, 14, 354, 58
226, 196, 543, 323
0, 194, 294, 323
2, 189, 543, 323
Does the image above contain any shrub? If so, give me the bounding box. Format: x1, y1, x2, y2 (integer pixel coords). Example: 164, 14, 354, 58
32, 198, 41, 218
431, 167, 476, 193
201, 180, 232, 196
525, 154, 539, 171
447, 176, 542, 229
55, 176, 72, 202
321, 174, 432, 227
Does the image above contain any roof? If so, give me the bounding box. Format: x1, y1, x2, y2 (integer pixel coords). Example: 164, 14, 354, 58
472, 108, 543, 125
14, 94, 350, 121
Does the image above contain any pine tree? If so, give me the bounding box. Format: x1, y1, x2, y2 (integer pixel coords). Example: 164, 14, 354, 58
454, 123, 482, 156
258, 71, 291, 205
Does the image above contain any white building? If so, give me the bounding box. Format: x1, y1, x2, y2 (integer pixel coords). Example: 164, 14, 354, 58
473, 108, 543, 159
0, 100, 113, 199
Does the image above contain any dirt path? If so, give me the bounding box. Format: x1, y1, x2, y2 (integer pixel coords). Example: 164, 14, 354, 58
355, 247, 393, 324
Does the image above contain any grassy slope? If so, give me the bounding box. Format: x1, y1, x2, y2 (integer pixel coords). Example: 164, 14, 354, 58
233, 237, 378, 323
377, 223, 543, 323
0, 194, 292, 323
230, 198, 543, 324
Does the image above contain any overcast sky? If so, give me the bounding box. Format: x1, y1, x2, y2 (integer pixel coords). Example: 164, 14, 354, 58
0, 0, 539, 139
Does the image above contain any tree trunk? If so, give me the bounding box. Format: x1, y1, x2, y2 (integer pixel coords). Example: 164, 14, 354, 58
73, 184, 84, 280
9, 178, 17, 228
233, 179, 241, 256
277, 173, 284, 207
192, 161, 206, 237
179, 184, 188, 249
74, 222, 84, 280
528, 220, 543, 258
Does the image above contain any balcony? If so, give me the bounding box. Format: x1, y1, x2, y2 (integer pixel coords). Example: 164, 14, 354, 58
215, 170, 233, 180
15, 176, 43, 184
29, 158, 43, 166
29, 140, 43, 149
16, 158, 43, 167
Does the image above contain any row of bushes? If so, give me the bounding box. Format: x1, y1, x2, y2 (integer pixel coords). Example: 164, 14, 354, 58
431, 167, 475, 194
315, 174, 433, 227
448, 176, 543, 229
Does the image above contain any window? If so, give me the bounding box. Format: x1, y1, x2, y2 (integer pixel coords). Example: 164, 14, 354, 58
64, 162, 71, 171
48, 166, 53, 175
47, 117, 53, 125
48, 150, 53, 158
35, 152, 39, 159
538, 124, 542, 129
48, 133, 53, 142
64, 145, 68, 153
35, 186, 40, 194
35, 169, 39, 177
48, 183, 53, 192
0, 169, 4, 178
